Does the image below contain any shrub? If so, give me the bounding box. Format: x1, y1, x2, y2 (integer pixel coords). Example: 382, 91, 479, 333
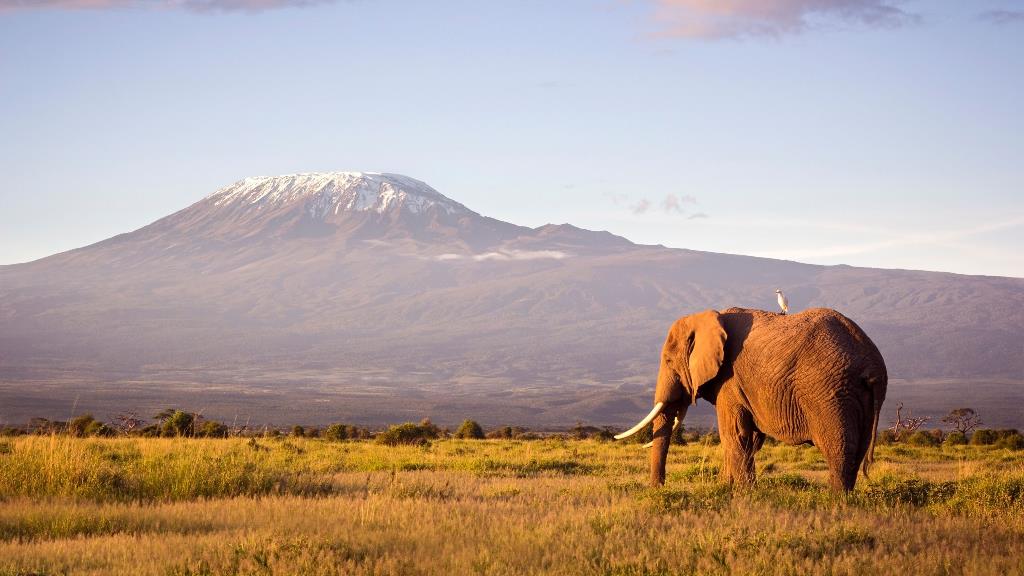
995, 433, 1024, 451
907, 431, 939, 447
682, 431, 702, 443
878, 429, 898, 444
418, 418, 441, 438
322, 424, 369, 441
486, 426, 530, 439
290, 425, 305, 438
970, 429, 998, 445
943, 431, 968, 445
702, 430, 721, 445
454, 419, 485, 439
196, 420, 228, 438
67, 414, 112, 437
375, 422, 439, 446
569, 423, 617, 441
160, 411, 195, 437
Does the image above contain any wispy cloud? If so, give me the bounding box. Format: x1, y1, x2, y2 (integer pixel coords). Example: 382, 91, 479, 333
434, 249, 569, 263
977, 9, 1024, 25
746, 216, 1024, 260
648, 0, 919, 39
631, 198, 652, 215
0, 0, 338, 12
662, 193, 697, 213
611, 192, 706, 219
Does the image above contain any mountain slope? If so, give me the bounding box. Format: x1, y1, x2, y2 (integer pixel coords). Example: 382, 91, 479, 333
1, 172, 1021, 427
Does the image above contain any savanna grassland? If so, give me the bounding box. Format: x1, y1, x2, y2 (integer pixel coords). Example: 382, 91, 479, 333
1, 435, 1022, 576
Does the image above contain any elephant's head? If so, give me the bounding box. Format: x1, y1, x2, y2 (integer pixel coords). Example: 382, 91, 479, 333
615, 309, 727, 486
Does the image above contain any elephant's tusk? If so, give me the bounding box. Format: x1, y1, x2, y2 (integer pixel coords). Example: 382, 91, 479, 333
642, 417, 680, 448
614, 402, 665, 440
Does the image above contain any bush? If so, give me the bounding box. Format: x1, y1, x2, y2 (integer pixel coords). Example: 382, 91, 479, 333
290, 425, 305, 438
375, 422, 439, 446
970, 429, 998, 445
454, 419, 485, 439
907, 431, 939, 447
160, 411, 195, 437
322, 424, 370, 441
569, 423, 617, 441
943, 431, 968, 445
682, 431, 702, 444
995, 433, 1024, 451
67, 414, 112, 437
485, 426, 530, 439
878, 429, 898, 444
196, 420, 228, 438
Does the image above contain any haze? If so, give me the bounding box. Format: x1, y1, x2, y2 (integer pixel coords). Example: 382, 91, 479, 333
1, 0, 1022, 277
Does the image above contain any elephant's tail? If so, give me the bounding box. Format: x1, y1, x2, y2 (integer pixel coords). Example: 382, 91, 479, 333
861, 372, 886, 479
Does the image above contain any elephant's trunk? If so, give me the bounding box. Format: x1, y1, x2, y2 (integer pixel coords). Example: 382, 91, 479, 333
650, 402, 686, 486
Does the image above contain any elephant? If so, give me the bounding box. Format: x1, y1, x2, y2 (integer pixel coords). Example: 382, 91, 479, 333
615, 307, 887, 491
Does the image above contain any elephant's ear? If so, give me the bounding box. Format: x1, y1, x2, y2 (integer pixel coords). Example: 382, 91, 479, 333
686, 310, 727, 403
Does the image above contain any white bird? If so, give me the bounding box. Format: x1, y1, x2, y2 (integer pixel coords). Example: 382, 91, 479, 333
775, 288, 789, 315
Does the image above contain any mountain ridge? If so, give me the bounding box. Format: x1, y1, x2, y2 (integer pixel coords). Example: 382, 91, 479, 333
1, 172, 1021, 427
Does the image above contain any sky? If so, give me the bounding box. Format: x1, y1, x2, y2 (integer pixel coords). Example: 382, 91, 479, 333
1, 0, 1022, 277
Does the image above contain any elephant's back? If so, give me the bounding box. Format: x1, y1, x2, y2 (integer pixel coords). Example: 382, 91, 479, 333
787, 308, 887, 382
721, 307, 887, 377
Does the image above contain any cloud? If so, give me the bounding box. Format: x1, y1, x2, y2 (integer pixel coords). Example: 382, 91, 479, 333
978, 10, 1024, 25
661, 193, 697, 214
649, 0, 919, 39
435, 250, 569, 263
745, 215, 1024, 260
0, 0, 338, 12
613, 193, 704, 218
630, 198, 652, 215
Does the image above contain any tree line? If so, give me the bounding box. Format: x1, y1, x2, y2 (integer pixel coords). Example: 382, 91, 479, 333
1, 406, 1021, 450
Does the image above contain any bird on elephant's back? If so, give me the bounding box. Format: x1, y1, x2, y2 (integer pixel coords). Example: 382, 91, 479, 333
615, 307, 887, 491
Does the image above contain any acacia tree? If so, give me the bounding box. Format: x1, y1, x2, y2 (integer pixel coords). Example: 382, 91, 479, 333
941, 408, 982, 434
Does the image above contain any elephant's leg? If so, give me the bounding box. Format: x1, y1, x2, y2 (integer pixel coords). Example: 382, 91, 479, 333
715, 389, 758, 485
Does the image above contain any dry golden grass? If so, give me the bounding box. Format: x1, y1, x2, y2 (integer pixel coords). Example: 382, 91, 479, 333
0, 436, 1022, 575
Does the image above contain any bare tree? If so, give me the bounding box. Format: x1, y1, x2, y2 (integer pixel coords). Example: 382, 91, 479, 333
941, 408, 982, 434
114, 412, 145, 435
890, 402, 931, 441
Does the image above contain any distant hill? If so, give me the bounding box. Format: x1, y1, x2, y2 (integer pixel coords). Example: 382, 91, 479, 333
1, 172, 1021, 427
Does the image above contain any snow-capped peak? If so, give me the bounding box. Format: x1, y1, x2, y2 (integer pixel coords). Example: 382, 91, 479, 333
207, 172, 474, 217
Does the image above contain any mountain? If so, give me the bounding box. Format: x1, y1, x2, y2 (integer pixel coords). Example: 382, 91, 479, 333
1, 172, 1022, 428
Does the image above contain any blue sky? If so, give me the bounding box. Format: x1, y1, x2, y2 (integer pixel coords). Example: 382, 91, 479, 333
1, 0, 1022, 276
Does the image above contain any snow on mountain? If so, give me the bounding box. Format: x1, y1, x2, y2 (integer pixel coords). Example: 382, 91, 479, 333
207, 172, 474, 219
